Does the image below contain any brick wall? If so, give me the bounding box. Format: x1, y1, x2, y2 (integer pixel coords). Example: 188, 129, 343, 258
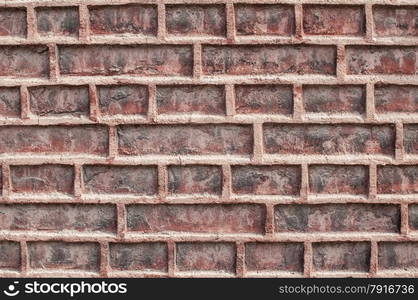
0, 0, 417, 278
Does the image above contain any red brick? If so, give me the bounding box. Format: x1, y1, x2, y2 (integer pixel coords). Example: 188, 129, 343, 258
245, 243, 303, 273
303, 5, 365, 36
232, 165, 301, 195
303, 85, 365, 114
28, 242, 99, 271
176, 243, 235, 273
374, 6, 418, 37
313, 242, 370, 272
0, 168, 2, 196
166, 5, 226, 37
0, 8, 26, 37
377, 165, 418, 194
375, 85, 418, 113
83, 165, 158, 195
409, 205, 418, 231
58, 45, 193, 76
11, 165, 74, 194
109, 243, 167, 272
36, 7, 79, 37
404, 124, 418, 155
346, 46, 416, 75
235, 4, 294, 36
274, 204, 400, 233
309, 165, 368, 195
0, 46, 49, 78
89, 4, 157, 36
0, 241, 20, 270
235, 85, 293, 115
118, 125, 252, 156
263, 124, 395, 155
0, 87, 20, 118
28, 85, 89, 117
202, 45, 336, 75
0, 204, 116, 233
157, 85, 225, 115
127, 204, 265, 234
0, 126, 108, 155
168, 165, 222, 195
98, 85, 148, 116
378, 242, 418, 271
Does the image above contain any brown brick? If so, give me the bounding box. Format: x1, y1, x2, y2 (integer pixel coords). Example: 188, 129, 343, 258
232, 165, 301, 195
109, 243, 167, 272
404, 124, 418, 155
235, 4, 294, 36
379, 242, 418, 271
245, 243, 304, 273
0, 241, 20, 270
176, 243, 235, 273
377, 165, 418, 194
303, 85, 365, 114
235, 85, 293, 115
168, 165, 222, 195
374, 6, 418, 37
313, 242, 370, 272
157, 85, 225, 115
375, 85, 418, 113
274, 204, 400, 233
127, 204, 265, 234
36, 7, 79, 37
29, 85, 89, 117
409, 205, 418, 231
166, 5, 226, 37
83, 165, 158, 195
28, 242, 99, 271
89, 4, 157, 36
264, 124, 395, 155
97, 85, 148, 116
202, 45, 337, 75
303, 5, 365, 36
309, 165, 368, 195
11, 164, 74, 194
0, 204, 116, 233
346, 46, 416, 75
59, 45, 193, 76
0, 8, 26, 37
0, 46, 49, 78
0, 87, 20, 118
118, 125, 253, 156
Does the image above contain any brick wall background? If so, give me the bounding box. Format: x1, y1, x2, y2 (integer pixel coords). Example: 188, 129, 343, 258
0, 0, 416, 278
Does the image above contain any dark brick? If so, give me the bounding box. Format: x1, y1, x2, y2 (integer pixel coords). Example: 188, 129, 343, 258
377, 165, 418, 194
404, 125, 418, 155
375, 85, 418, 113
374, 6, 418, 37
0, 8, 26, 37
36, 7, 79, 37
0, 46, 49, 78
0, 87, 20, 118
98, 85, 148, 116
379, 242, 418, 271
0, 241, 20, 270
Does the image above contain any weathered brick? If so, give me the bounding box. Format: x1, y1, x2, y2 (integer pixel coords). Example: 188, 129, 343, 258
235, 85, 293, 115
176, 243, 235, 273
303, 85, 365, 114
0, 87, 20, 118
0, 8, 26, 37
263, 124, 395, 155
0, 204, 116, 233
118, 125, 252, 155
28, 85, 89, 117
375, 85, 418, 113
0, 241, 20, 270
346, 46, 416, 75
59, 45, 193, 76
404, 124, 418, 155
36, 7, 79, 37
83, 165, 158, 195
379, 242, 418, 271
374, 6, 418, 37
0, 126, 108, 155
89, 4, 157, 36
274, 204, 400, 233
166, 5, 226, 37
235, 4, 294, 36
28, 242, 99, 271
232, 165, 301, 195
0, 168, 2, 196
377, 165, 418, 194
0, 46, 49, 78
168, 165, 222, 195
97, 85, 148, 116
110, 243, 167, 272
157, 85, 225, 115
127, 204, 265, 234
11, 165, 74, 194
245, 243, 304, 273
303, 5, 365, 36
313, 242, 370, 272
309, 165, 368, 195
409, 205, 418, 231
202, 45, 337, 75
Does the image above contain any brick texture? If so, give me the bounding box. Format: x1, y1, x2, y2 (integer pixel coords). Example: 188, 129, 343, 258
0, 0, 416, 279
